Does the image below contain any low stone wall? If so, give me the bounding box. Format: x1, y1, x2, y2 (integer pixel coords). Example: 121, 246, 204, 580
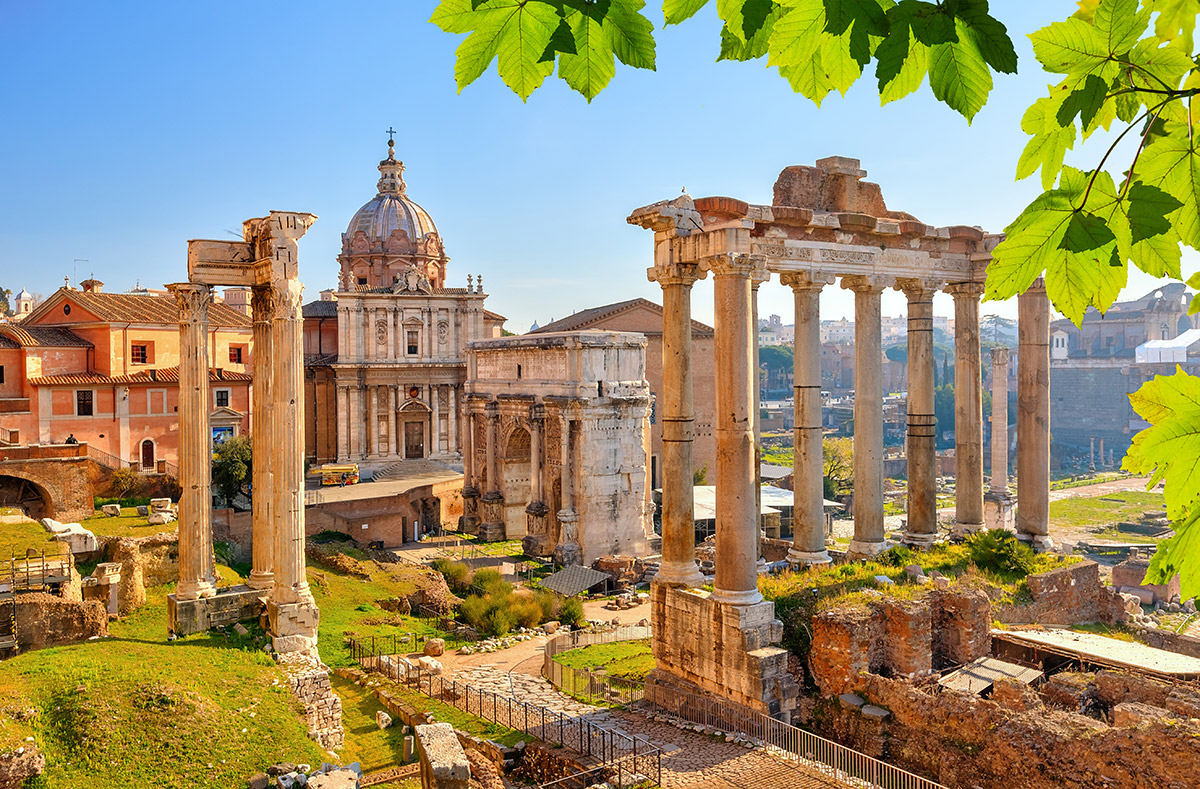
1133, 627, 1200, 659
100, 532, 178, 614
810, 587, 991, 695
995, 561, 1136, 626
415, 722, 470, 789
14, 594, 107, 650
798, 671, 1200, 789
279, 653, 344, 751
760, 537, 793, 564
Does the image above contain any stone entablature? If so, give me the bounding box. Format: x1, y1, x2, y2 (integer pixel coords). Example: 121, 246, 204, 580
463, 331, 653, 562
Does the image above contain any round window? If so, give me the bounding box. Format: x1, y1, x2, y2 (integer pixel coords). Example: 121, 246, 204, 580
63, 304, 71, 315
408, 386, 420, 399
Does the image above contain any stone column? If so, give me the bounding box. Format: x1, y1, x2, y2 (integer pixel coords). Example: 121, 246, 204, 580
448, 386, 458, 455
781, 273, 831, 565
337, 307, 348, 359
1099, 438, 1106, 469
169, 283, 217, 601
989, 348, 1010, 491
553, 408, 581, 566
248, 285, 275, 591
355, 304, 365, 361
842, 275, 888, 557
431, 385, 442, 455
348, 385, 361, 460
335, 385, 349, 461
900, 280, 938, 547
367, 385, 379, 457
646, 265, 705, 587
480, 401, 504, 540
751, 268, 768, 572
268, 277, 320, 654
704, 254, 763, 607
1089, 436, 1096, 472
523, 404, 551, 556
948, 282, 985, 535
386, 307, 396, 361
1017, 279, 1053, 549
461, 407, 480, 534
387, 386, 398, 457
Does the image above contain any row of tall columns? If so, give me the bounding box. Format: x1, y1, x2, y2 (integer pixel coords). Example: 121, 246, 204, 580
171, 283, 218, 601
781, 273, 831, 565
990, 348, 1010, 491
1017, 279, 1053, 548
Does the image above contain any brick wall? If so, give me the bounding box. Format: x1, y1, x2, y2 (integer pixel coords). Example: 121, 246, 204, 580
995, 561, 1137, 626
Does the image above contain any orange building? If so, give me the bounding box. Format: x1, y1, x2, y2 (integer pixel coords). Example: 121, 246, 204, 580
0, 280, 252, 470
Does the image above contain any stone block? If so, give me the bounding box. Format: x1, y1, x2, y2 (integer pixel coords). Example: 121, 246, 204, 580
52, 525, 98, 554
416, 722, 471, 789
1113, 557, 1180, 605
307, 770, 357, 789
403, 735, 415, 762
100, 504, 122, 517
136, 505, 149, 516
423, 638, 445, 657
873, 575, 895, 587
247, 772, 269, 789
861, 704, 890, 721
838, 693, 865, 710
147, 511, 175, 526
1112, 701, 1180, 728
40, 518, 69, 533
149, 498, 172, 512
168, 586, 268, 636
377, 710, 392, 729
418, 656, 443, 675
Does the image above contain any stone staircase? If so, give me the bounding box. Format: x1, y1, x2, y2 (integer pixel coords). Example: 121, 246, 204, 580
368, 458, 461, 482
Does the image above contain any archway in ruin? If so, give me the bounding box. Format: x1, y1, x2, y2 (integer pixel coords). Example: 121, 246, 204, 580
0, 474, 53, 522
501, 427, 531, 538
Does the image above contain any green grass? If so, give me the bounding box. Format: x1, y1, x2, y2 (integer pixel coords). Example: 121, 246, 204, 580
1048, 491, 1166, 532
330, 674, 410, 773
0, 562, 326, 789
365, 675, 527, 747
1070, 622, 1138, 642
553, 640, 654, 681
0, 507, 181, 562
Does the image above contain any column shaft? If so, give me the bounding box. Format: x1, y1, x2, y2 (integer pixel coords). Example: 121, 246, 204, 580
1017, 280, 1052, 547
990, 348, 1010, 491
170, 283, 217, 601
367, 385, 378, 457
781, 274, 830, 564
844, 277, 887, 556
950, 282, 985, 532
336, 385, 349, 461
432, 385, 441, 455
901, 281, 938, 546
708, 255, 762, 607
649, 270, 704, 587
248, 285, 275, 590
387, 386, 398, 457
530, 411, 543, 504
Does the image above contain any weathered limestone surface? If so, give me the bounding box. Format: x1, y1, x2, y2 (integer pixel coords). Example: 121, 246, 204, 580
168, 585, 267, 636
1017, 279, 1052, 549
279, 652, 344, 751
949, 282, 985, 533
13, 594, 107, 650
415, 722, 471, 789
900, 280, 938, 545
844, 276, 887, 557
985, 347, 1015, 532
646, 584, 798, 719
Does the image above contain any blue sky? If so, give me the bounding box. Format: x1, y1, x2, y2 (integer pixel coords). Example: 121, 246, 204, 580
0, 1, 1193, 331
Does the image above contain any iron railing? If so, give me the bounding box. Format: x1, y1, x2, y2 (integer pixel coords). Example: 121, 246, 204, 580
542, 626, 651, 707
536, 753, 660, 789
86, 445, 132, 471
347, 635, 661, 786
640, 684, 949, 789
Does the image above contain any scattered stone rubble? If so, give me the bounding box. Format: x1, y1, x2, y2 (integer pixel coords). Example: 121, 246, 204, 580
39, 518, 98, 554
247, 760, 359, 789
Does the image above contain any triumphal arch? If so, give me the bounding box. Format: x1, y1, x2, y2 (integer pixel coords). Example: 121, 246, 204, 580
629, 157, 1053, 719
167, 211, 321, 657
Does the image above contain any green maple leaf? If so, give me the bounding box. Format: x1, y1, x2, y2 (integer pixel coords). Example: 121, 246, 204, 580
603, 0, 657, 69
558, 5, 617, 100
664, 0, 711, 25
718, 0, 777, 43
820, 29, 865, 94
768, 0, 826, 68
953, 0, 1018, 74
1125, 36, 1195, 93
928, 16, 993, 121
986, 190, 1075, 304
1138, 123, 1200, 249
1029, 16, 1120, 81
1092, 0, 1149, 55
719, 6, 783, 60
1147, 0, 1200, 52
1051, 211, 1123, 318
875, 17, 928, 103
433, 0, 563, 100
1016, 97, 1077, 189
779, 52, 835, 105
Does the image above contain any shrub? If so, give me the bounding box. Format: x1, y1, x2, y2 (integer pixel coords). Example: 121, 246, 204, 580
471, 568, 511, 595
484, 606, 516, 637
878, 545, 914, 568
967, 529, 1035, 576
431, 558, 472, 594
534, 590, 560, 621
510, 596, 544, 629
559, 597, 585, 628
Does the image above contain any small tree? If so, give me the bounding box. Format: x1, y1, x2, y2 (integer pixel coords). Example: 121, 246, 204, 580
109, 466, 144, 505
211, 434, 252, 506
692, 464, 708, 486
822, 437, 853, 497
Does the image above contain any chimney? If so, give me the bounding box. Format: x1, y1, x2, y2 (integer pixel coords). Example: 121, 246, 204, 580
80, 278, 104, 293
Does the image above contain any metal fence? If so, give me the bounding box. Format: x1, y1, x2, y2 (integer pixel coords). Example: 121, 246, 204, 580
640, 684, 948, 789
347, 636, 661, 786
542, 625, 651, 707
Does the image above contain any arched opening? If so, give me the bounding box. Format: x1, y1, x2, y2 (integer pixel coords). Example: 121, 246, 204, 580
0, 474, 53, 521
501, 427, 531, 538
399, 401, 430, 460
140, 439, 156, 471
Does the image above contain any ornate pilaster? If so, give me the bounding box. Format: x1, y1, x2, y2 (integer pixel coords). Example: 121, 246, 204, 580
702, 254, 764, 608
169, 282, 217, 601
781, 272, 834, 565
248, 285, 275, 590
842, 275, 890, 558
646, 263, 707, 588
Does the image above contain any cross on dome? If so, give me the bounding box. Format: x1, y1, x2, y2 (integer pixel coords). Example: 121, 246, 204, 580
377, 132, 406, 195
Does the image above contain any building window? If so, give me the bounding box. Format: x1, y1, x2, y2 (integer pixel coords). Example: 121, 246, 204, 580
407, 330, 419, 355
0, 366, 4, 384
357, 277, 368, 286
76, 390, 93, 416
131, 344, 148, 364
229, 346, 243, 364
215, 389, 230, 408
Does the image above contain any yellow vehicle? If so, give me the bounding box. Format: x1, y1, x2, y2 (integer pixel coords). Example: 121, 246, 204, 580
318, 463, 359, 486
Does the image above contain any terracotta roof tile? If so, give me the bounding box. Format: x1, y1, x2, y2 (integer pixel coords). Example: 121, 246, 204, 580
0, 324, 92, 348
531, 298, 714, 336
33, 289, 251, 328
28, 367, 251, 387
302, 300, 338, 318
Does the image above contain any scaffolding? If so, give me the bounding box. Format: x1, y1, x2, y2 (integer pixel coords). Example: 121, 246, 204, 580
0, 550, 74, 655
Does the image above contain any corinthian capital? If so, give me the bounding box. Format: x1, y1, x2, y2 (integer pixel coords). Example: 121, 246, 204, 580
896, 277, 942, 301
840, 274, 891, 294
168, 283, 212, 326
779, 272, 836, 292
945, 280, 986, 300
700, 253, 761, 278
251, 285, 275, 324
647, 263, 706, 288
270, 280, 305, 319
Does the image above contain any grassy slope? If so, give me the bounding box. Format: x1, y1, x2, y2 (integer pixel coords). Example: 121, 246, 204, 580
0, 508, 177, 560
1048, 491, 1166, 536
554, 640, 654, 681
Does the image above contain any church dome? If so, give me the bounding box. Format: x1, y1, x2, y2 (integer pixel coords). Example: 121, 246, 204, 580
344, 138, 439, 243
16, 288, 30, 300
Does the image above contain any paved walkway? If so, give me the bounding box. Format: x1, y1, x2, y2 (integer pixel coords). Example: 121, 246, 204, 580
449, 665, 851, 788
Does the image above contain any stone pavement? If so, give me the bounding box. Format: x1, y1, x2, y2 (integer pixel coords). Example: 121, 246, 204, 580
450, 666, 852, 788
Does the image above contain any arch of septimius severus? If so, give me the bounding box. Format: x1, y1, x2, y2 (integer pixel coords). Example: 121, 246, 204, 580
630, 157, 1052, 719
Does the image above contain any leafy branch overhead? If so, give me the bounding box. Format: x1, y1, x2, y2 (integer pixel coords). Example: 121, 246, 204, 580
430, 0, 1016, 112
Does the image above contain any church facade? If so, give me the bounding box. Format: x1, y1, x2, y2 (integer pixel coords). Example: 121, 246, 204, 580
304, 139, 504, 467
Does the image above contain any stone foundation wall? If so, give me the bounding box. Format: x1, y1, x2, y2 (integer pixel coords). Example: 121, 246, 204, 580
810, 588, 990, 694
799, 671, 1200, 789
279, 653, 344, 751
1133, 627, 1200, 659
996, 561, 1136, 626
14, 594, 107, 650
520, 743, 594, 786
760, 537, 792, 564
648, 583, 798, 718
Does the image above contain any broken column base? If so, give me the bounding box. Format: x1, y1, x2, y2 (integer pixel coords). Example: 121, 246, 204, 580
1017, 532, 1055, 552
552, 542, 582, 567
899, 531, 939, 549
167, 585, 269, 637
267, 597, 321, 656
648, 584, 798, 721
522, 533, 554, 558
787, 549, 831, 568
847, 539, 889, 559
951, 520, 985, 537
984, 491, 1016, 532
